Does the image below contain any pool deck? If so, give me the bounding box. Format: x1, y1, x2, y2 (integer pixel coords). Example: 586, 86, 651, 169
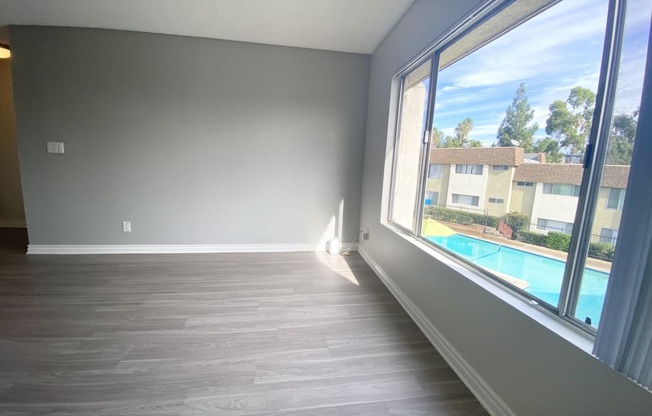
440, 222, 612, 274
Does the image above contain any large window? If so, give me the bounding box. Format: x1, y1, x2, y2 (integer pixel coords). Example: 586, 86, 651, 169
455, 164, 483, 175
388, 0, 651, 333
428, 164, 442, 179
452, 193, 480, 206
425, 191, 439, 205
543, 183, 581, 197
606, 188, 625, 209
537, 218, 574, 234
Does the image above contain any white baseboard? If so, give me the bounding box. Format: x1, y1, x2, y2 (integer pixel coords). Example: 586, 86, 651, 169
27, 243, 358, 255
358, 247, 515, 416
0, 220, 27, 228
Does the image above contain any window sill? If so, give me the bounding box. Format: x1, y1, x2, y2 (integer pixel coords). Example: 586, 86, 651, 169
382, 221, 596, 355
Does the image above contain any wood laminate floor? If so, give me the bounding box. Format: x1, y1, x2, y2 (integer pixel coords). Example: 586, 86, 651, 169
0, 240, 488, 415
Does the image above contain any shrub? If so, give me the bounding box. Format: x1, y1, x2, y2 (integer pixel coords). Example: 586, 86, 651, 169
502, 211, 530, 239
588, 242, 615, 261
546, 232, 571, 252
517, 230, 548, 247
424, 206, 500, 228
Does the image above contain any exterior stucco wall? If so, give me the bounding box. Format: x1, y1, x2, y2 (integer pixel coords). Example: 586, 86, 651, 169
485, 167, 514, 217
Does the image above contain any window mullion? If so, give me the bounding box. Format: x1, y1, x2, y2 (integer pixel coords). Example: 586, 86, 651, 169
414, 54, 441, 236
557, 0, 627, 324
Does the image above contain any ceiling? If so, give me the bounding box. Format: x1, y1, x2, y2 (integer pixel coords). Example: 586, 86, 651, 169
0, 0, 415, 54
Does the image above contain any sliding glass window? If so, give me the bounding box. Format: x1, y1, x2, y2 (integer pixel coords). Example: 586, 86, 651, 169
388, 0, 651, 332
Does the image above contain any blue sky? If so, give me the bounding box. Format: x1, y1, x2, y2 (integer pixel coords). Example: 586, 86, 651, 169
430, 0, 651, 147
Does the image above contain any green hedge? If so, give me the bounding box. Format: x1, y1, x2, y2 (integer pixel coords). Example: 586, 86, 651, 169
424, 206, 500, 228
545, 232, 571, 252
425, 206, 614, 262
502, 211, 530, 239
517, 230, 548, 246
588, 242, 615, 262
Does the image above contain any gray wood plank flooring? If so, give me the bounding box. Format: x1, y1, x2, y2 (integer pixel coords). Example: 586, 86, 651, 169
0, 240, 488, 415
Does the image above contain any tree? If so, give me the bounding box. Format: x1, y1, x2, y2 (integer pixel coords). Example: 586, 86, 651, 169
606, 111, 638, 164
496, 83, 539, 151
545, 87, 596, 156
432, 128, 445, 148
533, 137, 563, 163
435, 118, 483, 148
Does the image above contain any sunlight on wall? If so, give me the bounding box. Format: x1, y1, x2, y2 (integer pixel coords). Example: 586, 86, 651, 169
318, 199, 346, 251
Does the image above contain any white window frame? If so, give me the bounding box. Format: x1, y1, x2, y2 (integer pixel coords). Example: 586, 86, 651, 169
425, 191, 439, 205
455, 164, 483, 175
517, 181, 534, 187
605, 188, 625, 210
537, 218, 574, 235
428, 164, 442, 179
452, 193, 479, 206
600, 227, 618, 243
543, 183, 581, 196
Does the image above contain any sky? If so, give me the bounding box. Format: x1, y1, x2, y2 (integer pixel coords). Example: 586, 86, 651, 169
429, 0, 651, 147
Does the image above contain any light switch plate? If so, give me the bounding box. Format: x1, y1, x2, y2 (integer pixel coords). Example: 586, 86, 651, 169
122, 221, 132, 233
47, 142, 65, 154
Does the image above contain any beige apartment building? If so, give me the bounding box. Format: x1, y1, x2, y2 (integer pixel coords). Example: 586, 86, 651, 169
426, 147, 629, 243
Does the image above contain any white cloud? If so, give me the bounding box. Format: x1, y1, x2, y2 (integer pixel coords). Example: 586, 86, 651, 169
430, 0, 651, 146
442, 0, 609, 90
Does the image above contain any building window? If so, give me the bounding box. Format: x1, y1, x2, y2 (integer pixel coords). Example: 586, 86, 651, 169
455, 164, 483, 175
388, 0, 647, 335
428, 164, 442, 179
606, 188, 625, 210
543, 183, 581, 196
452, 193, 479, 206
425, 191, 438, 206
537, 218, 574, 235
600, 228, 618, 244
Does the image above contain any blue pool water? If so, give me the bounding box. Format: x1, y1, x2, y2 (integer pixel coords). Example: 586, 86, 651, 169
427, 234, 609, 326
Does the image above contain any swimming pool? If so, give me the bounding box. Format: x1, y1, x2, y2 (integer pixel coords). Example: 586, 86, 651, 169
427, 234, 609, 326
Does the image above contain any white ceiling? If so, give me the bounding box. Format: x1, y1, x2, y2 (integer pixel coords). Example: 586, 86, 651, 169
0, 0, 415, 54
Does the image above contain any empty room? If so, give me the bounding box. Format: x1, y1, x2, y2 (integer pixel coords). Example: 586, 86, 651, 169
1, 0, 652, 414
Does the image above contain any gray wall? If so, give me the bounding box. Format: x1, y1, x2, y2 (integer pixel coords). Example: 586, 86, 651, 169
0, 58, 25, 225
10, 26, 369, 246
359, 0, 652, 414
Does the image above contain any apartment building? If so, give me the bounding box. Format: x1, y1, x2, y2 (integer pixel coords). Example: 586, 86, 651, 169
427, 147, 629, 241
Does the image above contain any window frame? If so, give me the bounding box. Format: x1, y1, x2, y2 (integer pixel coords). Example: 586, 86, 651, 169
425, 190, 439, 205
386, 0, 632, 335
452, 193, 480, 206
455, 164, 484, 175
605, 187, 625, 210
428, 163, 443, 179
543, 183, 581, 196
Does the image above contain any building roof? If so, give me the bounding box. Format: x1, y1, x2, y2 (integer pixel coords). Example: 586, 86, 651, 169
430, 147, 524, 166
513, 164, 630, 188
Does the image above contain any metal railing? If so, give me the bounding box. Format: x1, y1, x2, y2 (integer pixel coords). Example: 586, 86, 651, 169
523, 223, 617, 250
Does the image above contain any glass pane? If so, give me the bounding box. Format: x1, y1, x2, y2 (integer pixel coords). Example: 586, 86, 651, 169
421, 0, 609, 309
573, 0, 652, 329
390, 59, 431, 231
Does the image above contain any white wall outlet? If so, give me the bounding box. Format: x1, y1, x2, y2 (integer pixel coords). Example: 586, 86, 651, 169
122, 221, 132, 233
361, 226, 369, 240
46, 142, 65, 154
